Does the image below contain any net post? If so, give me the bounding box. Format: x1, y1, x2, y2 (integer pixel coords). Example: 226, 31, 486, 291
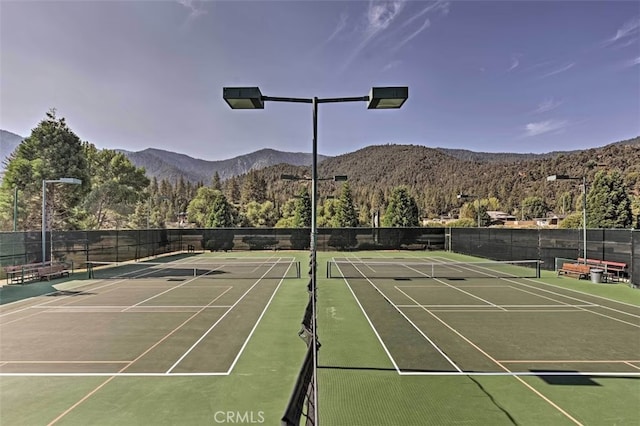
537, 260, 541, 278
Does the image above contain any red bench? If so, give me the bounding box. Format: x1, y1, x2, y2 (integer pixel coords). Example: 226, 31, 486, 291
557, 263, 591, 279
577, 258, 627, 280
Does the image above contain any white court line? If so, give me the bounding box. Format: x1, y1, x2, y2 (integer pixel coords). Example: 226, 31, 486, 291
342, 260, 462, 373
395, 304, 598, 308
399, 264, 508, 311
0, 371, 638, 378
121, 266, 226, 312
393, 285, 584, 425
338, 266, 401, 373
430, 255, 640, 313
165, 262, 282, 374
429, 256, 640, 327
0, 372, 229, 377
225, 263, 292, 373
0, 360, 131, 364
498, 359, 640, 363
624, 362, 640, 370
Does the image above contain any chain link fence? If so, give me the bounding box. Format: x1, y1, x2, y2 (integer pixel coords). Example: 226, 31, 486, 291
1, 227, 637, 287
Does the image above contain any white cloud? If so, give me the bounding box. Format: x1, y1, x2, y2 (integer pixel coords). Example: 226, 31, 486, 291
176, 0, 207, 21
326, 12, 349, 44
611, 17, 640, 42
533, 98, 563, 114
507, 56, 520, 72
366, 0, 405, 34
601, 16, 640, 48
626, 56, 640, 67
523, 120, 568, 137
342, 1, 406, 70
395, 17, 431, 50
538, 62, 575, 79
382, 59, 402, 72
341, 1, 450, 71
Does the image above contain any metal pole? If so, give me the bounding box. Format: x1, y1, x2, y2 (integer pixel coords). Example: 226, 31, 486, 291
311, 96, 319, 425
477, 197, 480, 228
13, 187, 18, 232
582, 176, 587, 263
311, 97, 318, 253
42, 180, 46, 264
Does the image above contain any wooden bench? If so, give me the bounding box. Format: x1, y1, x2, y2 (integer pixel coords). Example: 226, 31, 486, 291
557, 263, 591, 279
4, 262, 50, 284
577, 258, 627, 281
37, 264, 69, 281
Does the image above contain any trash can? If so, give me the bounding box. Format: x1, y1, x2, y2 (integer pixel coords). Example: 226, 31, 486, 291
590, 269, 604, 284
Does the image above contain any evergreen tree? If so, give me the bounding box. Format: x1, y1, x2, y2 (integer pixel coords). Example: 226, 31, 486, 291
224, 178, 241, 204
382, 187, 419, 227
334, 182, 358, 227
586, 170, 633, 228
211, 172, 222, 190
293, 187, 311, 227
0, 110, 90, 230
240, 171, 267, 204
208, 191, 234, 227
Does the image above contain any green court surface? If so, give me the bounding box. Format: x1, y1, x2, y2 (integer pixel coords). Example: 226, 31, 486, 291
318, 251, 640, 426
0, 253, 307, 425
1, 250, 639, 425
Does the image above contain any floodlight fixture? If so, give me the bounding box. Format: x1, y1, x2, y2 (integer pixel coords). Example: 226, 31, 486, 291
223, 87, 264, 109
367, 86, 409, 109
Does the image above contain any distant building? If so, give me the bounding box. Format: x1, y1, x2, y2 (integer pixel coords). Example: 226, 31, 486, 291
535, 214, 565, 228
487, 211, 517, 226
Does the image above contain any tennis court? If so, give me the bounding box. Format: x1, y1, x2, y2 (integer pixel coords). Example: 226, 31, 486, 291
0, 253, 307, 424
319, 252, 640, 425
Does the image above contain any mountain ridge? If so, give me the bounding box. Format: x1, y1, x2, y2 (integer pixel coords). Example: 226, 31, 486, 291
2, 128, 639, 186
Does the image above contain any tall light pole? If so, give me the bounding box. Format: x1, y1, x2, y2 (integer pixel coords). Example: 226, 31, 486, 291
457, 193, 481, 227
42, 178, 82, 264
224, 86, 407, 425
547, 174, 587, 263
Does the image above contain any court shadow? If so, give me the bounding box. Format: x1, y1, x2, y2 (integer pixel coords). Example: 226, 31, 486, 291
46, 290, 95, 297
530, 370, 600, 386
318, 365, 451, 373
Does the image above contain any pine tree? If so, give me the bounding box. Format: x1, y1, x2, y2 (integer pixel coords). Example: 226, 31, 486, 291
0, 110, 90, 230
382, 187, 419, 227
335, 182, 358, 227
208, 192, 234, 227
293, 188, 311, 227
211, 172, 222, 190
240, 171, 267, 205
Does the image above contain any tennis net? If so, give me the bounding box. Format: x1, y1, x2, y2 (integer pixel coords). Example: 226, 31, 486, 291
327, 259, 540, 279
88, 259, 300, 280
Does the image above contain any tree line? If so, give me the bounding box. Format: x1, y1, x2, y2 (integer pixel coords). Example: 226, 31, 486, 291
0, 112, 637, 232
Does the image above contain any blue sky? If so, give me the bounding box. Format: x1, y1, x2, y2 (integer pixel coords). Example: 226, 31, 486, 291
1, 1, 638, 161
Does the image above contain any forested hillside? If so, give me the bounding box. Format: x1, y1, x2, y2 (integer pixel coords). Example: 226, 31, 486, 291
226, 138, 640, 218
